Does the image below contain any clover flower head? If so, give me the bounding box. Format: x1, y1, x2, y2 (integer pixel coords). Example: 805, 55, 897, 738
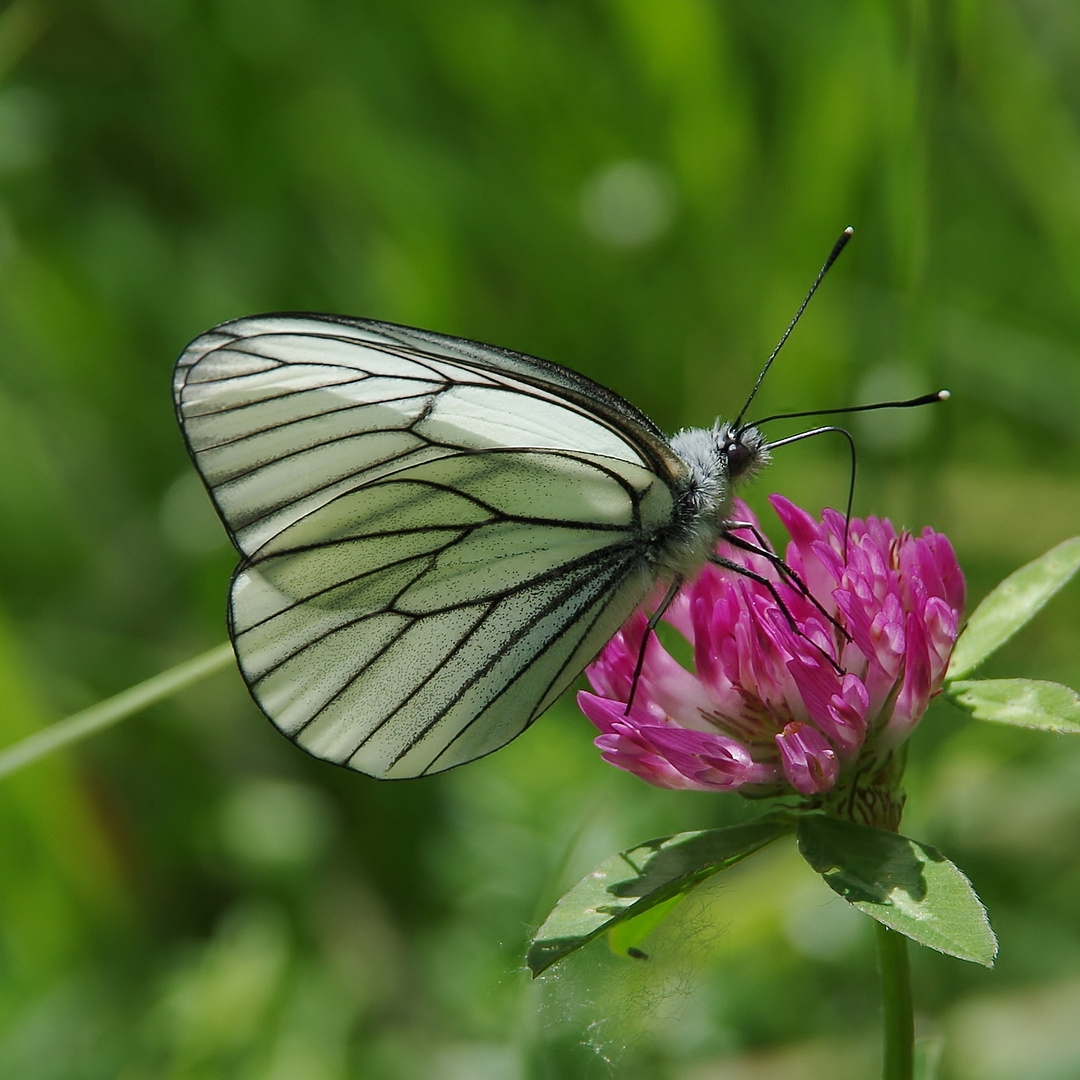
578, 497, 964, 815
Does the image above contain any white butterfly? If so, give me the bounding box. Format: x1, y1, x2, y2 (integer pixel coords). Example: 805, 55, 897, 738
173, 312, 774, 778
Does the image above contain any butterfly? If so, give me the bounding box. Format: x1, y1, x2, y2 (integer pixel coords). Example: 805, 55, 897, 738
171, 233, 913, 780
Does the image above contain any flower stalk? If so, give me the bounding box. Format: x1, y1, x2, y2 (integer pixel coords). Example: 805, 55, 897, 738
877, 923, 915, 1080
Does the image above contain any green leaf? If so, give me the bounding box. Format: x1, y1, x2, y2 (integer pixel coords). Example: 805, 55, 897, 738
948, 678, 1080, 733
526, 820, 789, 976
947, 536, 1080, 680
796, 815, 997, 966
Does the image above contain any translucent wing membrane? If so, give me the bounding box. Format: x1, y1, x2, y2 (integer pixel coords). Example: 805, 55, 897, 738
174, 314, 685, 777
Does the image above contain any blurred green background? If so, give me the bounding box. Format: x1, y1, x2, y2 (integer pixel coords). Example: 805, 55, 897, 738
1, 1, 1079, 1077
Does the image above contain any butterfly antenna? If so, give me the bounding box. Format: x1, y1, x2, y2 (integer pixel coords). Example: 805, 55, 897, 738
759, 389, 950, 558
753, 389, 950, 427
732, 226, 854, 430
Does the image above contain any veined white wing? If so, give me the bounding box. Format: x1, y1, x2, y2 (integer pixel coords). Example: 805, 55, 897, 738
173, 314, 697, 778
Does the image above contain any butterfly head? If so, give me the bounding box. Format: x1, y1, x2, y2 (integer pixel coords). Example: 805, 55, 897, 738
668, 421, 771, 505
719, 423, 770, 486
659, 421, 773, 577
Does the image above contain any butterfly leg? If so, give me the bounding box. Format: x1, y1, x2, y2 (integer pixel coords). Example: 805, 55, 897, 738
623, 577, 683, 714
721, 525, 852, 644
706, 553, 845, 675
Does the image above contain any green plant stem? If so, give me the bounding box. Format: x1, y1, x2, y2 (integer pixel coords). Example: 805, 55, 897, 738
876, 921, 915, 1080
0, 642, 234, 780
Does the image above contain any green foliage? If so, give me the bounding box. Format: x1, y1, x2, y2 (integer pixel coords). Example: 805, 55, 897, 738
947, 537, 1080, 681
531, 811, 998, 975
949, 678, 1080, 734
945, 536, 1080, 738
1, 0, 1080, 1076
527, 821, 788, 975
796, 816, 997, 967
531, 800, 1000, 976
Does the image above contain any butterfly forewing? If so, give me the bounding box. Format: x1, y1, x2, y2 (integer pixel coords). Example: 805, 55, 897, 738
176, 315, 678, 556
174, 314, 686, 777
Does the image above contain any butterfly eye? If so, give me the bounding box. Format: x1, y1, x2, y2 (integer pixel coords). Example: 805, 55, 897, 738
723, 434, 756, 478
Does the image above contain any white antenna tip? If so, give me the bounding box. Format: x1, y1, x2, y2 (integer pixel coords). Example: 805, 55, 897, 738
843, 225, 854, 235
937, 389, 951, 401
